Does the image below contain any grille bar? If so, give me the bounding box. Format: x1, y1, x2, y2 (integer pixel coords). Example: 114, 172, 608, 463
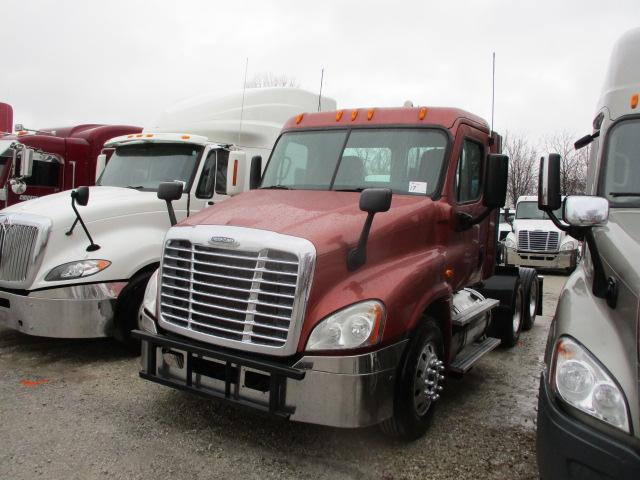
0, 223, 40, 282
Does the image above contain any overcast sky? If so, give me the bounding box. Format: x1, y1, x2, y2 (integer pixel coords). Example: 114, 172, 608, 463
2, 0, 638, 145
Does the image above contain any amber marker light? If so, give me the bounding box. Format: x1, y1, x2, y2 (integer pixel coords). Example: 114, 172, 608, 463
127, 134, 134, 138
631, 93, 639, 109
367, 109, 375, 120
351, 109, 359, 121
232, 159, 239, 186
135, 134, 143, 138
445, 268, 454, 280
335, 110, 344, 121
181, 135, 190, 140
296, 113, 304, 124
419, 107, 428, 120
145, 134, 154, 138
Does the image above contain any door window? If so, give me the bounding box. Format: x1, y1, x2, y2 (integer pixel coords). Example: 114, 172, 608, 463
25, 159, 61, 187
455, 139, 483, 203
196, 149, 230, 198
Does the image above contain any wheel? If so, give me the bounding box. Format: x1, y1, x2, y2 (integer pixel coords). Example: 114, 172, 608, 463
380, 319, 445, 440
495, 281, 523, 347
113, 271, 153, 351
520, 268, 539, 331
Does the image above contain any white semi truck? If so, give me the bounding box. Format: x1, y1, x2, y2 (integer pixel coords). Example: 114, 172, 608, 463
0, 88, 336, 346
503, 195, 580, 273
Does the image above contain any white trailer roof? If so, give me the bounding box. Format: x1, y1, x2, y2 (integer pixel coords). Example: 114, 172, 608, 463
144, 87, 336, 148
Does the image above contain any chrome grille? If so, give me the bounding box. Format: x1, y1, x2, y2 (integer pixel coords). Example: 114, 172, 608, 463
518, 230, 560, 252
0, 223, 40, 282
160, 240, 300, 348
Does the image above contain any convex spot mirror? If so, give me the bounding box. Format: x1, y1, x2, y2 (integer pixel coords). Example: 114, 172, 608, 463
72, 186, 90, 206
249, 155, 262, 190
539, 153, 562, 210
226, 151, 247, 196
483, 154, 508, 209
563, 196, 609, 227
19, 145, 33, 178
360, 188, 392, 213
157, 181, 183, 201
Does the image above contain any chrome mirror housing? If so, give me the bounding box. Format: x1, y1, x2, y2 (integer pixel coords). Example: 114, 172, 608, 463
564, 196, 609, 227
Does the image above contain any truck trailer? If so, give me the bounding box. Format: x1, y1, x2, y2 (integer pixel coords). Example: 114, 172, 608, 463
134, 104, 540, 439
0, 88, 335, 347
0, 102, 141, 207
536, 28, 640, 479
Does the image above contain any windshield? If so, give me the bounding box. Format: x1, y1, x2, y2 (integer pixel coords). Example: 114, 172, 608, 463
98, 143, 202, 191
261, 128, 448, 195
600, 118, 640, 207
516, 201, 562, 220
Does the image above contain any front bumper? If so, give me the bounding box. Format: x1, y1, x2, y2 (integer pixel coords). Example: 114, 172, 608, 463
537, 375, 640, 480
0, 282, 125, 338
134, 324, 407, 428
506, 248, 577, 270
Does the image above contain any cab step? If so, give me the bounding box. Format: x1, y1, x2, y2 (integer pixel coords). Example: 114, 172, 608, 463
449, 337, 501, 374
451, 298, 500, 328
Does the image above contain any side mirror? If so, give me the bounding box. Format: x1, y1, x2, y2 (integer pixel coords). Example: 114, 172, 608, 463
95, 154, 107, 182
157, 181, 184, 226
564, 196, 609, 227
72, 186, 90, 206
360, 187, 392, 213
19, 145, 33, 177
226, 151, 247, 196
483, 154, 508, 208
249, 155, 262, 190
538, 153, 562, 211
14, 123, 23, 132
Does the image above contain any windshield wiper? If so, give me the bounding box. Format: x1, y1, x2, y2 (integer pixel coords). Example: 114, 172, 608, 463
126, 185, 145, 190
334, 187, 365, 192
261, 185, 290, 190
610, 192, 640, 197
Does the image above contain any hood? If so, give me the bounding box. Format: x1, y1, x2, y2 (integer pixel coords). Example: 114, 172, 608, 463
2, 186, 167, 231
596, 209, 640, 294
512, 219, 562, 232
181, 190, 431, 256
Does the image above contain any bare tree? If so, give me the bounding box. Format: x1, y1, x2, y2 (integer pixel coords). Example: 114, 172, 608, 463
503, 132, 538, 207
246, 72, 300, 88
543, 131, 589, 196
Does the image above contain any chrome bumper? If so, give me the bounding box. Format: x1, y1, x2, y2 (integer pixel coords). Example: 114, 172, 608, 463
506, 248, 577, 270
0, 283, 125, 338
135, 319, 407, 428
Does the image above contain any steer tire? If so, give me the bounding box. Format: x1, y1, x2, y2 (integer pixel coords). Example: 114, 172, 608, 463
520, 267, 539, 331
113, 271, 152, 352
380, 318, 444, 441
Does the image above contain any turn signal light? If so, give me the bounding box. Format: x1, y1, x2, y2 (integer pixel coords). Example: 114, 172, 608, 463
631, 94, 639, 109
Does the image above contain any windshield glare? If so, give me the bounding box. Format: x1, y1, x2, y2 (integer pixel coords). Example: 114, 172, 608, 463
601, 118, 640, 207
98, 143, 202, 191
261, 128, 448, 195
516, 201, 561, 220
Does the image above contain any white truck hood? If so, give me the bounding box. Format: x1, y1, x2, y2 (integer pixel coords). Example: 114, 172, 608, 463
512, 219, 562, 234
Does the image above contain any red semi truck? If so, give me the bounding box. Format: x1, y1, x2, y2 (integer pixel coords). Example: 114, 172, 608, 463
0, 102, 140, 207
134, 105, 540, 439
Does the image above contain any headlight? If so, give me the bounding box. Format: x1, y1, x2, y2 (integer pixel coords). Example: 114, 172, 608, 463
505, 237, 516, 249
561, 240, 577, 251
552, 336, 630, 432
142, 269, 159, 317
306, 300, 385, 351
45, 259, 111, 281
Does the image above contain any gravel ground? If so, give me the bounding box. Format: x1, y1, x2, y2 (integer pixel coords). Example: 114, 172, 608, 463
0, 275, 566, 480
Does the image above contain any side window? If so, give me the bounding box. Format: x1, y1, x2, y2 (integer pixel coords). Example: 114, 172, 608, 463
215, 150, 229, 195
196, 151, 217, 198
25, 160, 61, 187
455, 139, 483, 203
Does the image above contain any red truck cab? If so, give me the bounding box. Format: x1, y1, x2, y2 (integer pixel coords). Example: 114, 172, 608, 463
0, 102, 140, 207
135, 105, 540, 439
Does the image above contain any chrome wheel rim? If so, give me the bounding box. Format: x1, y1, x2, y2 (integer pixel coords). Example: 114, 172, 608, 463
413, 341, 444, 416
513, 286, 523, 334
528, 279, 538, 320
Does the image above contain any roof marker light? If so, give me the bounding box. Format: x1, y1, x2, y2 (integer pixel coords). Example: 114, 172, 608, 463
336, 110, 344, 121
632, 93, 639, 109
181, 135, 190, 140
296, 113, 304, 124
367, 109, 375, 120
127, 134, 134, 138
135, 134, 143, 138
419, 107, 428, 120
351, 110, 358, 121
145, 134, 154, 138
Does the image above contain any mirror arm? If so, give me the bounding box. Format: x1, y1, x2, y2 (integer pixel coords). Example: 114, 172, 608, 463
456, 208, 493, 231
585, 229, 617, 307
165, 200, 177, 226
347, 212, 375, 271
67, 197, 100, 252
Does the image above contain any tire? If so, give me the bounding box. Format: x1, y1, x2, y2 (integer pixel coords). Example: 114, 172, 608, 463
113, 271, 152, 351
380, 319, 444, 440
495, 280, 523, 348
520, 267, 539, 331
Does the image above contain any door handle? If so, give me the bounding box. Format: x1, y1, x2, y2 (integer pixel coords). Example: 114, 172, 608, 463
207, 201, 215, 206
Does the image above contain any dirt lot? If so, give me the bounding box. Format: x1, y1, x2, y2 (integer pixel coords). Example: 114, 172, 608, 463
0, 275, 566, 480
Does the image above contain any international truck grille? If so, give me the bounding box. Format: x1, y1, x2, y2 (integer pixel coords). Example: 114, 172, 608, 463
0, 223, 40, 282
160, 240, 300, 348
518, 230, 560, 252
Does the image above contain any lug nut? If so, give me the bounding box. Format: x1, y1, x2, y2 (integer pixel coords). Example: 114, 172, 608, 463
432, 394, 440, 401
436, 385, 443, 392
438, 375, 445, 381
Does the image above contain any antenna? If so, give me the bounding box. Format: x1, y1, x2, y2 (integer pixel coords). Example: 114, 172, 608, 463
317, 68, 324, 112
491, 52, 496, 134
238, 57, 249, 145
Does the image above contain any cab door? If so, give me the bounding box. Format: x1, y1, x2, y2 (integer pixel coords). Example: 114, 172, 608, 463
189, 148, 230, 213
448, 125, 490, 287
